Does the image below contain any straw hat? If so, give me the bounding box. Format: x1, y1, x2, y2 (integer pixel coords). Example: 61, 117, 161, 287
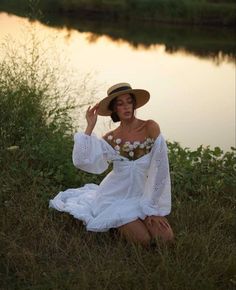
97, 82, 150, 116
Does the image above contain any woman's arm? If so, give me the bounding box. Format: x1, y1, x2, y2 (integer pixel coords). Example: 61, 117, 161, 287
72, 132, 109, 174
141, 133, 171, 217
85, 103, 99, 135
72, 103, 111, 173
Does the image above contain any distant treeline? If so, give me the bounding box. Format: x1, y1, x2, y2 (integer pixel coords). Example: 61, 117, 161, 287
0, 0, 236, 26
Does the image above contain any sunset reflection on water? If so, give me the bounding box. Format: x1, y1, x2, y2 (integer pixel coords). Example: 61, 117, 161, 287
0, 12, 235, 151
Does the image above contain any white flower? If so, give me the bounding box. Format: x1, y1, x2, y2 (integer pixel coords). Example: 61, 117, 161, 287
139, 143, 145, 149
107, 135, 113, 140
129, 151, 134, 157
146, 138, 152, 143
133, 141, 140, 148
129, 144, 134, 150
114, 145, 120, 151
115, 138, 121, 144
124, 141, 130, 146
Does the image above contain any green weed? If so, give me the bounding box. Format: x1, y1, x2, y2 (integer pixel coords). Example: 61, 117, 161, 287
0, 27, 235, 290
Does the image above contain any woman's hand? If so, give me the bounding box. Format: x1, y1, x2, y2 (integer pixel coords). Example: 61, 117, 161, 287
145, 216, 170, 232
145, 215, 174, 242
85, 103, 99, 135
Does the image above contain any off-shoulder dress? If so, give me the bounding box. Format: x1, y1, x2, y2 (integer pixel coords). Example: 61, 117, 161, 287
49, 132, 171, 232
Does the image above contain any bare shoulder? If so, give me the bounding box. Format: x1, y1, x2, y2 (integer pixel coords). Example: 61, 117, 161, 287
103, 130, 114, 140
103, 128, 119, 140
145, 119, 161, 139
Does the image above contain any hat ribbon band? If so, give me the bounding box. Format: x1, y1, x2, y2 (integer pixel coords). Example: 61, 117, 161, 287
108, 86, 131, 96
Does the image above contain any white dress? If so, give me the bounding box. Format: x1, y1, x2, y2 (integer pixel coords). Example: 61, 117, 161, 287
49, 132, 171, 232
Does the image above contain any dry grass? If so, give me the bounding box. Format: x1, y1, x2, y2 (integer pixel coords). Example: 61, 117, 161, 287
0, 28, 235, 290
1, 147, 235, 290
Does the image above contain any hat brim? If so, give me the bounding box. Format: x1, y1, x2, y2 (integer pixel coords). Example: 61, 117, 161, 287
97, 89, 150, 116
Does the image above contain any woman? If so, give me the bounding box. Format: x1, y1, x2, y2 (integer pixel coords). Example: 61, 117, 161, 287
50, 82, 174, 247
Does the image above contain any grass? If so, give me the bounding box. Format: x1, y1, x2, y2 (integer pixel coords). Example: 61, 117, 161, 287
1, 147, 235, 290
0, 30, 236, 290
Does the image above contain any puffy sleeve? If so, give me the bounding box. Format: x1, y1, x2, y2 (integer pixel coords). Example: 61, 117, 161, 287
140, 134, 171, 216
72, 132, 110, 174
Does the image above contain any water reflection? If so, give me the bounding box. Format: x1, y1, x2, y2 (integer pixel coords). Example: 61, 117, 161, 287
0, 4, 235, 64
34, 16, 236, 65
0, 13, 235, 151
72, 19, 236, 65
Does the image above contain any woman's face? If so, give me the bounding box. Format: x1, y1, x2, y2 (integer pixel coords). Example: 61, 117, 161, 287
114, 94, 135, 120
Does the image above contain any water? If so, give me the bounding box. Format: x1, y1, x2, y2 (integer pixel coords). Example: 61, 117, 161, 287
0, 12, 235, 151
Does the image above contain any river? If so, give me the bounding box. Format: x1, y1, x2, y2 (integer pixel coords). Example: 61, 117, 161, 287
0, 12, 235, 151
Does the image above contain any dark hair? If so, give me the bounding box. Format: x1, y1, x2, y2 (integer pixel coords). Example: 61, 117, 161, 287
108, 93, 137, 123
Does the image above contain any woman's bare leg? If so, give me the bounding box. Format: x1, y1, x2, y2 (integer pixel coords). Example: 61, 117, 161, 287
118, 219, 151, 247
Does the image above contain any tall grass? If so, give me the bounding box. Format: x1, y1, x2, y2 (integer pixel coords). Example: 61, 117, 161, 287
0, 31, 236, 290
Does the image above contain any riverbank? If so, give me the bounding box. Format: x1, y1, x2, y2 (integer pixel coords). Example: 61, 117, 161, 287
0, 33, 236, 290
0, 0, 236, 26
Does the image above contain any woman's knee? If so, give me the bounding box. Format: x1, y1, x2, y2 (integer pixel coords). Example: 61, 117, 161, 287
162, 227, 174, 242
135, 230, 151, 246
118, 219, 151, 246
